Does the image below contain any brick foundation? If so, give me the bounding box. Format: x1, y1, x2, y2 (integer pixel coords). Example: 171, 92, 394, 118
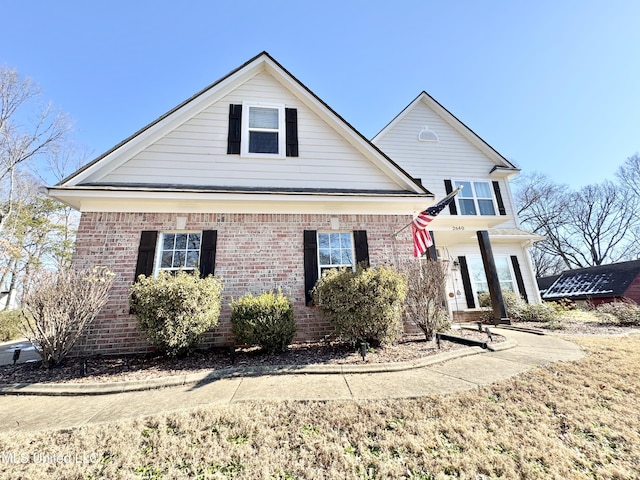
71, 212, 414, 356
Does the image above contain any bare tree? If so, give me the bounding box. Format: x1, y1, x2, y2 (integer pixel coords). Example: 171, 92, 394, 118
566, 181, 637, 266
0, 67, 70, 229
514, 172, 639, 275
22, 267, 113, 367
616, 153, 640, 199
400, 258, 450, 340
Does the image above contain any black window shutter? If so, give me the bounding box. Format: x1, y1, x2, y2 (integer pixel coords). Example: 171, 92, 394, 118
285, 108, 299, 157
227, 104, 242, 154
134, 231, 158, 282
353, 230, 370, 268
303, 230, 318, 306
510, 255, 528, 302
458, 256, 476, 308
492, 181, 507, 215
199, 230, 218, 278
444, 180, 458, 215
426, 231, 438, 261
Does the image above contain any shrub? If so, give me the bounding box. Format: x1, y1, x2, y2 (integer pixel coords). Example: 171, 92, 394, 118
595, 300, 640, 326
22, 267, 114, 367
230, 290, 296, 353
130, 271, 223, 356
479, 290, 560, 323
0, 309, 24, 342
400, 258, 451, 340
312, 265, 407, 346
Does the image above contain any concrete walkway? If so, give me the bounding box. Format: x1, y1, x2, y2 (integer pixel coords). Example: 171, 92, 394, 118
0, 329, 585, 432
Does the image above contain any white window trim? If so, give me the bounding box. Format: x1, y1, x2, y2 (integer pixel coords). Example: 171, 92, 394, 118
453, 179, 498, 216
241, 101, 286, 158
467, 255, 519, 306
317, 231, 355, 277
154, 231, 202, 276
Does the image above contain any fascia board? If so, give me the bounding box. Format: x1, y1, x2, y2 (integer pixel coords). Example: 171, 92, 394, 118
47, 187, 433, 215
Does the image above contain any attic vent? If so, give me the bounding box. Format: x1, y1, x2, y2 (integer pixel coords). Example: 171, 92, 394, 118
418, 126, 439, 143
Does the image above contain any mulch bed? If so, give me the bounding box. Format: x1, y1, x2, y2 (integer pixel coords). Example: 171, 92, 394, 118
0, 328, 502, 385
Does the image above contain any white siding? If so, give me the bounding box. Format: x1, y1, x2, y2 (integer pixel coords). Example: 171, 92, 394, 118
99, 71, 401, 191
374, 100, 518, 228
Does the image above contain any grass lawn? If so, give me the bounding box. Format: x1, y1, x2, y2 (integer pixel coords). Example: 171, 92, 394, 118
1, 335, 639, 479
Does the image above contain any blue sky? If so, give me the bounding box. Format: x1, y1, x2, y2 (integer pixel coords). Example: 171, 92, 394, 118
2, 0, 639, 188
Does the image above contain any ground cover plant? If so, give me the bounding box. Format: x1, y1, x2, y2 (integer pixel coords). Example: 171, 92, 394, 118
1, 334, 639, 479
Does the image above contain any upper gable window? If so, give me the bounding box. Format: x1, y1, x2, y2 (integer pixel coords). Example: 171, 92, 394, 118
418, 126, 439, 143
227, 103, 298, 157
242, 103, 285, 157
454, 181, 496, 215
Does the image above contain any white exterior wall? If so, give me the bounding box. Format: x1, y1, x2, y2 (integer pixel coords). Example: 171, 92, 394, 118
374, 96, 541, 306
373, 101, 518, 228
99, 71, 400, 191
442, 242, 541, 314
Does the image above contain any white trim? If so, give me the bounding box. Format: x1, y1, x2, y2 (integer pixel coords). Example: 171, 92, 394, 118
241, 101, 286, 158
317, 231, 355, 276
154, 231, 202, 276
48, 187, 432, 215
453, 179, 497, 216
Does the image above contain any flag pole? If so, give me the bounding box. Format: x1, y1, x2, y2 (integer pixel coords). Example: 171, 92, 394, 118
392, 186, 463, 237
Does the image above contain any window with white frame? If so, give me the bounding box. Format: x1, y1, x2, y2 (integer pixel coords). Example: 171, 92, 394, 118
317, 232, 354, 275
454, 181, 496, 215
242, 103, 285, 156
157, 232, 201, 273
468, 256, 517, 301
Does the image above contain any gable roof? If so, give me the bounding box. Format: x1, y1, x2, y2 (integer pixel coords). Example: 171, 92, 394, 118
372, 91, 520, 176
542, 260, 640, 300
54, 52, 428, 197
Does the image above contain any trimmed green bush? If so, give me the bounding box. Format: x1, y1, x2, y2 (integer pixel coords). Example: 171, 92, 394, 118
0, 309, 24, 342
595, 300, 640, 326
230, 290, 296, 353
312, 265, 407, 346
130, 271, 223, 356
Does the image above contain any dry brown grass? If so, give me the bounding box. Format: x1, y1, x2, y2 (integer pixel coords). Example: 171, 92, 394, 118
1, 335, 639, 479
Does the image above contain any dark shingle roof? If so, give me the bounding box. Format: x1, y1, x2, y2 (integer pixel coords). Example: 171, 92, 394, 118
542, 260, 640, 300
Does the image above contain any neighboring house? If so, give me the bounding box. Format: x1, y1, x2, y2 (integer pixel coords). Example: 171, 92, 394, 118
372, 92, 542, 320
48, 52, 541, 355
539, 260, 640, 306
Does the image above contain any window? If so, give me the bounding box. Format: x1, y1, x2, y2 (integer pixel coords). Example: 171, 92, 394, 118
455, 181, 496, 215
418, 126, 439, 143
468, 256, 517, 301
317, 232, 354, 275
157, 232, 201, 273
242, 103, 285, 157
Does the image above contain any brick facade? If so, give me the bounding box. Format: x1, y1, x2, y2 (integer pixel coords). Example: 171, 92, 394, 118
71, 211, 415, 355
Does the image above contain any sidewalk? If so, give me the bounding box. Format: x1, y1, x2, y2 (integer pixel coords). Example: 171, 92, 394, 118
0, 329, 585, 432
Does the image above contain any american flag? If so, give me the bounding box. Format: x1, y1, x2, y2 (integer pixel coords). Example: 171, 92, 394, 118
412, 186, 462, 257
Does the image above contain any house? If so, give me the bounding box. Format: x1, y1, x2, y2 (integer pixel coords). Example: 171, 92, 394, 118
539, 260, 640, 306
48, 52, 541, 355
